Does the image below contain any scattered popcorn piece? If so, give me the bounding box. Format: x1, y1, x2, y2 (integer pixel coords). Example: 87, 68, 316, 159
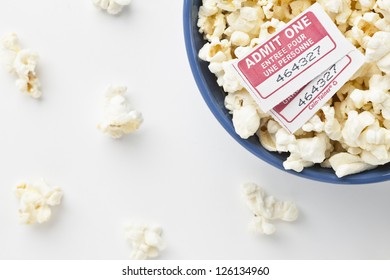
329, 153, 376, 178
124, 223, 165, 260
98, 86, 143, 139
1, 33, 41, 98
15, 179, 63, 225
92, 0, 131, 15
241, 182, 298, 235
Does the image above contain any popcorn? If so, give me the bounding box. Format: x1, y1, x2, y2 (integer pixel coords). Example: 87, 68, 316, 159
377, 54, 390, 74
360, 121, 390, 142
198, 0, 390, 177
198, 38, 232, 63
341, 111, 376, 147
234, 45, 253, 58
1, 33, 42, 98
329, 153, 376, 178
97, 86, 143, 139
289, 1, 313, 18
225, 90, 257, 112
317, 0, 344, 14
225, 90, 265, 139
318, 0, 352, 24
241, 182, 298, 235
322, 104, 342, 141
284, 133, 330, 172
258, 129, 277, 152
124, 223, 165, 260
358, 0, 375, 12
275, 127, 296, 152
349, 75, 390, 120
365, 31, 390, 62
198, 12, 226, 40
258, 18, 286, 40
215, 0, 245, 12
225, 6, 263, 38
199, 0, 219, 17
219, 61, 243, 93
230, 31, 250, 46
15, 179, 63, 225
361, 149, 390, 165
258, 0, 276, 20
92, 0, 131, 15
362, 30, 390, 73
232, 104, 261, 139
376, 0, 390, 23
302, 114, 324, 133
345, 12, 382, 49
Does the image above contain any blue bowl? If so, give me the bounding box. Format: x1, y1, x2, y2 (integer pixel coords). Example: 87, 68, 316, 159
183, 0, 390, 184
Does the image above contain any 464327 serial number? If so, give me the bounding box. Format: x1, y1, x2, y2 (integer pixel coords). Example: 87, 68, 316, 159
216, 266, 269, 276
275, 46, 321, 84
298, 63, 337, 107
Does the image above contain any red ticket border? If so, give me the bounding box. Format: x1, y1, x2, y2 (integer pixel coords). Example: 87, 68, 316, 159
273, 54, 352, 125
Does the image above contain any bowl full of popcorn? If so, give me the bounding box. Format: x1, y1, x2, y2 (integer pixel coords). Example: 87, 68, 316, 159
184, 0, 390, 184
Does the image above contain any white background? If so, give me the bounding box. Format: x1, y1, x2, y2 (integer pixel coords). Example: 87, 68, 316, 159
0, 0, 389, 260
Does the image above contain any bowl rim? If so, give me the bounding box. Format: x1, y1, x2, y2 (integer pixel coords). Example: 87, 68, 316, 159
183, 0, 390, 185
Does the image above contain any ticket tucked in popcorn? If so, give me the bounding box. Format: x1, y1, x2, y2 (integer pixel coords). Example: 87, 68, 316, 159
270, 49, 365, 134
232, 3, 358, 112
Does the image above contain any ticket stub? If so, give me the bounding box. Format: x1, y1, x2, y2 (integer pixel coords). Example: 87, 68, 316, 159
269, 50, 365, 134
232, 3, 356, 112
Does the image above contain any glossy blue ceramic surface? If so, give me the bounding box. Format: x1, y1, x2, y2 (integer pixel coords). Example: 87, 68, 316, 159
183, 0, 390, 184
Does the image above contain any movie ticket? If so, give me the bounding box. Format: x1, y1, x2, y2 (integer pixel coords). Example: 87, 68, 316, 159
269, 50, 365, 133
232, 3, 357, 112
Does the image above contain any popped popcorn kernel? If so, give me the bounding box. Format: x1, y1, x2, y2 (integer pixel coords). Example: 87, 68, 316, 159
92, 0, 132, 15
124, 223, 165, 260
98, 85, 143, 139
329, 153, 376, 178
241, 182, 298, 235
15, 179, 63, 225
1, 33, 42, 98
